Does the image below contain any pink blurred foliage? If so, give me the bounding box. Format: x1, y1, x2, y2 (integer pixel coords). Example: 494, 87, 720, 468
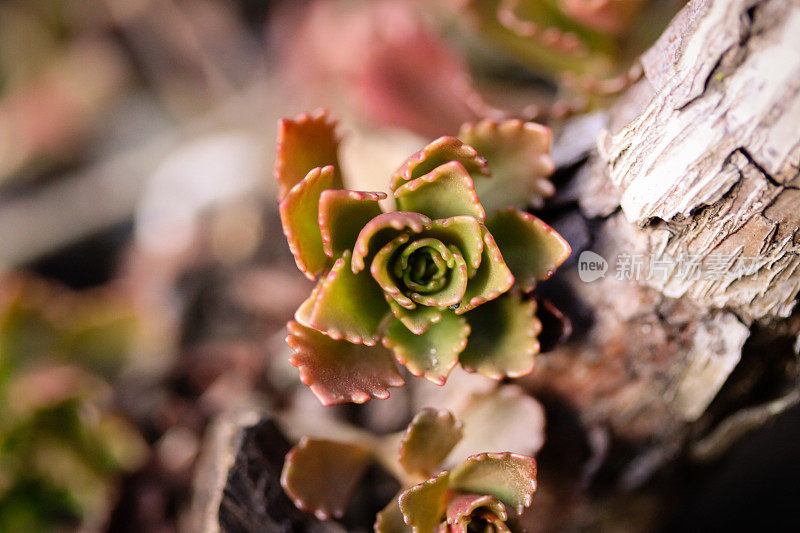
558, 0, 644, 35
271, 0, 487, 137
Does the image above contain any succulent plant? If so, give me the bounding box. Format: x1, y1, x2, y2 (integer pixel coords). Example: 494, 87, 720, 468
450, 0, 680, 95
451, 0, 619, 77
281, 406, 537, 531
389, 452, 536, 533
0, 275, 147, 531
276, 110, 570, 405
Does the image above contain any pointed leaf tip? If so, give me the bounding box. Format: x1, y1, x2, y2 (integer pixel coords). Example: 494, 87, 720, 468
286, 321, 404, 406
275, 109, 343, 201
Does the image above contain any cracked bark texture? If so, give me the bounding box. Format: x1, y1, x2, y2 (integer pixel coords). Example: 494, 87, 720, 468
600, 0, 800, 322
526, 0, 800, 457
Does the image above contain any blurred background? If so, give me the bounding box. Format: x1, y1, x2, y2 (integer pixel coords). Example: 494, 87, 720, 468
0, 1, 554, 529
5, 1, 798, 532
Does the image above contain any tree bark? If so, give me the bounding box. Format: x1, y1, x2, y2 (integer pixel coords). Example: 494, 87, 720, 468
526, 0, 800, 470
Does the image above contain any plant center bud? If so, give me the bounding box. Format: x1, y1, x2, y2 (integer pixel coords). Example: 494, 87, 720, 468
393, 237, 454, 295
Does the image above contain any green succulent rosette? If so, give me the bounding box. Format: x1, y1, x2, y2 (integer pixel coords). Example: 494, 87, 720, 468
281, 407, 538, 531
390, 452, 536, 533
455, 0, 621, 79
452, 0, 680, 96
276, 110, 570, 405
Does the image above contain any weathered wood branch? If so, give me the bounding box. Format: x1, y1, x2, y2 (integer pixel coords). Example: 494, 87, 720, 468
601, 0, 800, 323
527, 0, 800, 453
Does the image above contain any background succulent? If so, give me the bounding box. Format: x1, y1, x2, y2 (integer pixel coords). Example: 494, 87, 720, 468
281, 401, 538, 532
449, 0, 683, 97
275, 110, 570, 405
0, 275, 147, 531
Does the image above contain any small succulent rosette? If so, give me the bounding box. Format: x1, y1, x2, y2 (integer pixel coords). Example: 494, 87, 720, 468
276, 110, 570, 405
281, 408, 537, 532
452, 0, 673, 97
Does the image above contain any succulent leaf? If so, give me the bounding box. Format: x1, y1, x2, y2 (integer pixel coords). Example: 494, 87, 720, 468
275, 109, 343, 201
450, 453, 537, 515
286, 321, 405, 405
293, 279, 321, 327
398, 409, 464, 478
296, 250, 388, 345
446, 494, 508, 527
375, 494, 413, 533
281, 437, 372, 520
279, 165, 337, 280
372, 234, 417, 310
459, 119, 556, 212
459, 293, 541, 379
280, 403, 541, 530
383, 311, 469, 386
352, 212, 433, 274
474, 511, 513, 533
372, 235, 471, 312
423, 216, 485, 277
449, 385, 546, 465
319, 189, 386, 258
385, 296, 443, 335
407, 245, 469, 308
457, 0, 617, 79
398, 471, 451, 533
487, 207, 571, 291
390, 136, 488, 192
394, 161, 486, 222
453, 229, 514, 315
